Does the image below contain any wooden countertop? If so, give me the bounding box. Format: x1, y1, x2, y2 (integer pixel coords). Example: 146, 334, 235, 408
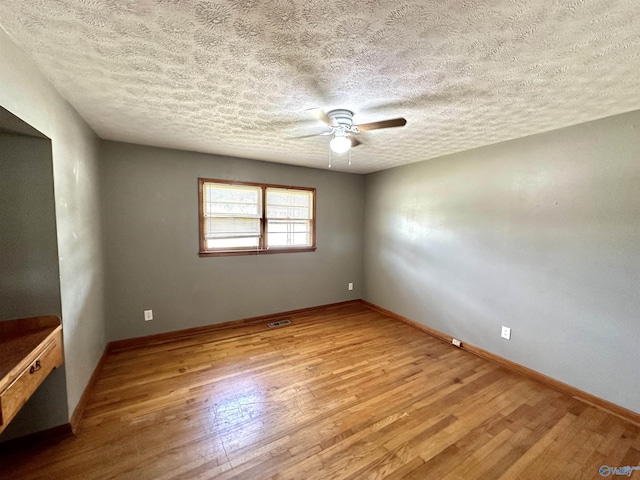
0, 316, 62, 392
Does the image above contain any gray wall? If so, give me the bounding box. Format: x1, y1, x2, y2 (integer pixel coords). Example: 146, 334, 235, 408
101, 141, 364, 341
364, 110, 640, 414
0, 133, 68, 440
0, 28, 106, 437
0, 134, 61, 319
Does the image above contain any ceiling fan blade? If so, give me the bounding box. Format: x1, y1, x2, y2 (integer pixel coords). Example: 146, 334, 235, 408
307, 108, 332, 126
288, 129, 331, 139
350, 137, 362, 147
356, 117, 407, 131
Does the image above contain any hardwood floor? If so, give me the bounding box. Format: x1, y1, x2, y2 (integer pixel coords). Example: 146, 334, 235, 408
1, 302, 638, 479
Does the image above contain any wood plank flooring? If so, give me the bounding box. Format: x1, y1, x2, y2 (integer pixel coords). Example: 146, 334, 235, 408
1, 302, 639, 479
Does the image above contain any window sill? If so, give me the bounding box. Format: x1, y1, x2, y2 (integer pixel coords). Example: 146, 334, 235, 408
199, 247, 316, 257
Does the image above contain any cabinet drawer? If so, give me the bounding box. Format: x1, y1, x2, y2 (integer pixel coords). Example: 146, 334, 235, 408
0, 331, 63, 428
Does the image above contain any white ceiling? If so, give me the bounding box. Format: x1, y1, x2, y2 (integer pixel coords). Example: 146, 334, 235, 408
1, 1, 639, 174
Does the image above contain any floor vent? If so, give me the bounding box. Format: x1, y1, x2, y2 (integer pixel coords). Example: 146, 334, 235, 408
267, 319, 292, 328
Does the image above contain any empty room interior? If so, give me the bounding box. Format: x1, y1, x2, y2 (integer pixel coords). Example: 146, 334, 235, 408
1, 1, 639, 479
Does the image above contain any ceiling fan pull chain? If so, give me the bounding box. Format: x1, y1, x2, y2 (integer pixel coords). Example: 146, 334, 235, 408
328, 147, 332, 169
348, 148, 352, 166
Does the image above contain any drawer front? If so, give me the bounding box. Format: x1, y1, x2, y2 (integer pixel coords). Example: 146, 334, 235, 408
0, 332, 63, 429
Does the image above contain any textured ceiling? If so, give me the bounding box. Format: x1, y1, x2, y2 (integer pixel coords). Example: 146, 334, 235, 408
1, 1, 639, 173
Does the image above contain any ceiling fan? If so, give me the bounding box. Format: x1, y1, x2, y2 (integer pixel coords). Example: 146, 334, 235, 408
294, 108, 407, 156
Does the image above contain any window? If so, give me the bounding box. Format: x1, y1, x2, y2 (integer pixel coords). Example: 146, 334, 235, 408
198, 178, 316, 256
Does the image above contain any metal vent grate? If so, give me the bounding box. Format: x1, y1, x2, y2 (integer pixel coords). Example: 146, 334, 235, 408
267, 319, 291, 328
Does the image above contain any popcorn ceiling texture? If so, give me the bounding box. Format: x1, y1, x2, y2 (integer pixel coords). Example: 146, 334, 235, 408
0, 0, 639, 173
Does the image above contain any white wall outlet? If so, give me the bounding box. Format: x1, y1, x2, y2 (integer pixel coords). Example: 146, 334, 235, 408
501, 326, 511, 340
348, 282, 353, 291
452, 338, 461, 347
144, 309, 153, 321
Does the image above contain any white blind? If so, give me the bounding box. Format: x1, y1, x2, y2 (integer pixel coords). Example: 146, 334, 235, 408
204, 217, 260, 239
203, 183, 262, 241
266, 188, 313, 247
200, 181, 314, 251
266, 188, 313, 220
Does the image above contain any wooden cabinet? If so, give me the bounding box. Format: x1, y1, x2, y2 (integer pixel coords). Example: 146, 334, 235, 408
0, 316, 63, 434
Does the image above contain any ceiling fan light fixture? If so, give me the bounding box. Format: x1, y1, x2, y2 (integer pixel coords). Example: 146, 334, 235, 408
330, 135, 351, 154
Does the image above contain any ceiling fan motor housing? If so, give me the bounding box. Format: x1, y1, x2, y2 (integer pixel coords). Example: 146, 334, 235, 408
328, 109, 354, 127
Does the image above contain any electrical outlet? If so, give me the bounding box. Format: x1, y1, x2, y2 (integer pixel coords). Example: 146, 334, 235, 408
348, 282, 353, 291
501, 326, 511, 340
144, 310, 153, 321
452, 338, 461, 347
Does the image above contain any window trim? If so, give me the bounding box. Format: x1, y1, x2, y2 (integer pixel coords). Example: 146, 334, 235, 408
198, 178, 316, 257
